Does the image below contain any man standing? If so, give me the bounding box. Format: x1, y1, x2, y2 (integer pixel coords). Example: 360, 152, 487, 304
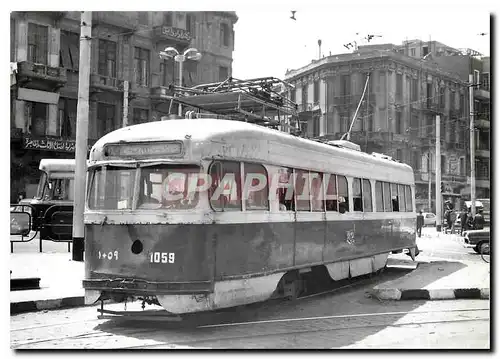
460, 208, 468, 236
417, 210, 424, 238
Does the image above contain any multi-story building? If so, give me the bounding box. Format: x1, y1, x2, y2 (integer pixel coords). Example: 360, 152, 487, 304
284, 44, 472, 213
10, 11, 238, 200
433, 54, 490, 200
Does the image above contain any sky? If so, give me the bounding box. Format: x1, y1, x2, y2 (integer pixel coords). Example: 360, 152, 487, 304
231, 1, 493, 80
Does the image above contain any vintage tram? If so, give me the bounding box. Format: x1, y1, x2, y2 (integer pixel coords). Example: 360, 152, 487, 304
83, 118, 417, 316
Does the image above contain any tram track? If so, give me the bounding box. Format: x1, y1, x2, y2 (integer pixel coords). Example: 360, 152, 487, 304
12, 307, 489, 349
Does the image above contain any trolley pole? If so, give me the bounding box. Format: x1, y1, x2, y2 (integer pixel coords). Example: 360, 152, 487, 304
469, 74, 476, 217
435, 115, 442, 232
72, 11, 92, 262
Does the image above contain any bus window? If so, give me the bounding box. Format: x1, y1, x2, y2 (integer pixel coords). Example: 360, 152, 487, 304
244, 163, 268, 211
209, 161, 241, 212
276, 167, 294, 211
35, 172, 48, 200
405, 185, 413, 212
338, 175, 349, 213
311, 172, 324, 212
375, 181, 384, 212
295, 169, 310, 211
391, 183, 399, 212
383, 182, 392, 212
353, 178, 363, 212
325, 173, 338, 212
398, 184, 406, 212
363, 179, 373, 212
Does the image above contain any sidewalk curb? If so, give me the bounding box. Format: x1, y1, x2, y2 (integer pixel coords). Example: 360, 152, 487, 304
11, 296, 85, 315
371, 287, 489, 301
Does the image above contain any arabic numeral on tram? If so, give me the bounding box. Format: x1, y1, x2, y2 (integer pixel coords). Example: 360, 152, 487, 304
150, 252, 175, 264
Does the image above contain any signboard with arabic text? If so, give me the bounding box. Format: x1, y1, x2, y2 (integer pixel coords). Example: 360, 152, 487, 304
23, 136, 94, 153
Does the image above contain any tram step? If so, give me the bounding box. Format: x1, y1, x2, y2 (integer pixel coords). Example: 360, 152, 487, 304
10, 277, 41, 291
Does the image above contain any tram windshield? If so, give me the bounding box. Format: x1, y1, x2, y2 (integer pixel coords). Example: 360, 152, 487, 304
88, 164, 200, 210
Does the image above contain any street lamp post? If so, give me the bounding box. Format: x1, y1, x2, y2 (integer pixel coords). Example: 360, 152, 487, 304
159, 47, 202, 116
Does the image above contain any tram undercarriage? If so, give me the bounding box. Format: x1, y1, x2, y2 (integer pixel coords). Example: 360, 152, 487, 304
87, 249, 418, 320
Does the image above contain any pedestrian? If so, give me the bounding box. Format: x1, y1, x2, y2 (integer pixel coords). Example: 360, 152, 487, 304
474, 210, 485, 230
460, 208, 468, 236
416, 210, 424, 238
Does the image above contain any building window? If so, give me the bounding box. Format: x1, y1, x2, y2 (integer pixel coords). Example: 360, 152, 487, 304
422, 46, 429, 56
159, 59, 174, 87
138, 12, 148, 25
395, 111, 402, 134
439, 87, 445, 109
133, 108, 149, 125
341, 75, 350, 103
219, 66, 229, 82
58, 98, 77, 139
396, 73, 403, 101
459, 93, 465, 115
60, 31, 80, 71
220, 23, 230, 47
313, 79, 320, 104
98, 39, 116, 78
185, 13, 195, 37
290, 89, 296, 103
410, 48, 416, 56
412, 150, 421, 171
396, 149, 403, 161
474, 70, 480, 85
366, 113, 373, 132
312, 116, 320, 137
164, 12, 173, 26
27, 23, 48, 65
97, 103, 115, 137
26, 102, 48, 136
480, 72, 490, 91
134, 47, 150, 86
426, 83, 433, 108
441, 155, 446, 174
302, 84, 308, 107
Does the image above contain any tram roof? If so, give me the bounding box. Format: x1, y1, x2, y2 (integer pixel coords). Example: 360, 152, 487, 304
91, 119, 413, 176
39, 159, 75, 172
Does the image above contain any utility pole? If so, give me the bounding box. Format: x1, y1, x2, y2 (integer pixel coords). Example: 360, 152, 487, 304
428, 155, 432, 211
435, 115, 442, 232
122, 80, 129, 127
72, 11, 92, 262
469, 74, 476, 217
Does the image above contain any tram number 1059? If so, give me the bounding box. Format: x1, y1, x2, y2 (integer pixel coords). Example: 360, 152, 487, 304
149, 252, 175, 264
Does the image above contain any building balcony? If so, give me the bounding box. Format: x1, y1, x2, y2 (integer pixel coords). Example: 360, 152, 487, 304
474, 88, 490, 101
150, 86, 174, 101
298, 102, 321, 113
90, 74, 124, 93
476, 116, 490, 129
422, 101, 444, 114
442, 174, 467, 183
153, 25, 192, 47
475, 148, 490, 158
92, 12, 138, 30
16, 61, 67, 92
445, 141, 466, 151
467, 176, 490, 189
449, 108, 461, 118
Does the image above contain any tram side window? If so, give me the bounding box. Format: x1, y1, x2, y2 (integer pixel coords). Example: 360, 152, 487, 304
383, 182, 392, 212
275, 167, 294, 211
398, 184, 406, 212
209, 161, 242, 211
325, 173, 338, 212
338, 175, 349, 213
295, 169, 310, 211
405, 185, 413, 212
375, 181, 384, 212
363, 179, 373, 212
353, 178, 363, 212
243, 163, 269, 210
311, 172, 324, 212
391, 182, 399, 212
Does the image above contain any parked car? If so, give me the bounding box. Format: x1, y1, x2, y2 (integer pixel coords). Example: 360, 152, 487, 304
422, 212, 436, 226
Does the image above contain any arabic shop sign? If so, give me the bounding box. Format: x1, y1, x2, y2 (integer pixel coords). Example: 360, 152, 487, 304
160, 26, 191, 42
23, 136, 94, 153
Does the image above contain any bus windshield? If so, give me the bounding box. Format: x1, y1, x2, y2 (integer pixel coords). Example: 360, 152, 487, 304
88, 164, 200, 210
34, 172, 48, 199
